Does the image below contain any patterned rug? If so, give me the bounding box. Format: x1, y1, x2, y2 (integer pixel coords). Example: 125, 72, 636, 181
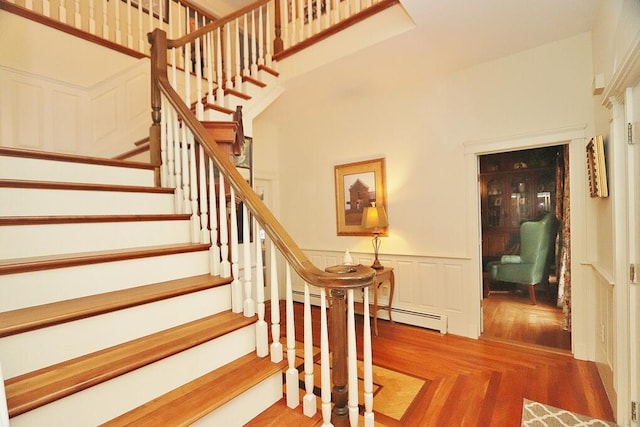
294, 346, 426, 425
521, 399, 617, 426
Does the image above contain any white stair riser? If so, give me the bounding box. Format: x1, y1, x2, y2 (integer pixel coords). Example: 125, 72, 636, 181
0, 250, 212, 311
0, 157, 155, 187
9, 325, 257, 427
193, 372, 283, 426
0, 220, 193, 259
0, 187, 175, 216
1, 285, 232, 378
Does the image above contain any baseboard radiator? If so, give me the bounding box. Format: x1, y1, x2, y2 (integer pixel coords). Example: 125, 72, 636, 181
292, 290, 448, 334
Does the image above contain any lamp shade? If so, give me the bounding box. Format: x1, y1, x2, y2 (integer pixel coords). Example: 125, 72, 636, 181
361, 206, 388, 231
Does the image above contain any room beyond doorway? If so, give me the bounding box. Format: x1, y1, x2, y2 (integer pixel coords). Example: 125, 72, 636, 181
479, 145, 571, 352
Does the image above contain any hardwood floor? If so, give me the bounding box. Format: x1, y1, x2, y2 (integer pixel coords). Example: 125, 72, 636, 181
246, 302, 613, 426
482, 287, 571, 351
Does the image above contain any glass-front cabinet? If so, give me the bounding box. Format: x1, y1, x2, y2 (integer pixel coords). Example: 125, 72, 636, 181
480, 147, 560, 258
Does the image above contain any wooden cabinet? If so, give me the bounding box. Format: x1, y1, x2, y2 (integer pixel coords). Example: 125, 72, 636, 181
480, 147, 560, 257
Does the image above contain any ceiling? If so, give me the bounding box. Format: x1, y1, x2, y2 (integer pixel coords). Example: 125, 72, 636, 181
196, 0, 601, 97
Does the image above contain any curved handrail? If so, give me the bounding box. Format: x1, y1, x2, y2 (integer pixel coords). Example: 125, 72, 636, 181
148, 28, 375, 289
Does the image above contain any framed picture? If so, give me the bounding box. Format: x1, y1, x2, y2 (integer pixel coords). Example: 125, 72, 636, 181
122, 0, 169, 23
334, 158, 387, 236
586, 135, 608, 198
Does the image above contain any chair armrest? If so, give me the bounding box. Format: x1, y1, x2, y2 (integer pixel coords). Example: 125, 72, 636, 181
500, 255, 522, 264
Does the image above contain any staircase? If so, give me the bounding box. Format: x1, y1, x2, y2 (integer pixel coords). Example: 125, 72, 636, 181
0, 147, 285, 426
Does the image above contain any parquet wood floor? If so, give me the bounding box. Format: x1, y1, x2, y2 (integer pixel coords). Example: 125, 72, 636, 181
246, 302, 614, 426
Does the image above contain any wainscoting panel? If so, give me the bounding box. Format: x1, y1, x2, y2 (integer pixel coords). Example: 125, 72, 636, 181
292, 250, 474, 337
52, 89, 81, 153
0, 61, 149, 158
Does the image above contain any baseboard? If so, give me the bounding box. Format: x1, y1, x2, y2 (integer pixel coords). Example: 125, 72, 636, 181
291, 290, 447, 334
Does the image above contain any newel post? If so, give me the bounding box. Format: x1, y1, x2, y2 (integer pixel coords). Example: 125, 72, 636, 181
148, 29, 167, 187
330, 288, 349, 426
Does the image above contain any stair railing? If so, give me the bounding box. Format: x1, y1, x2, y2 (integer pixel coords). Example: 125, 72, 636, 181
150, 26, 376, 426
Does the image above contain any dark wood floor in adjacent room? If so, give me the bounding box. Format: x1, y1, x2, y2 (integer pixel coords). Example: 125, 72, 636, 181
246, 302, 613, 427
482, 287, 572, 352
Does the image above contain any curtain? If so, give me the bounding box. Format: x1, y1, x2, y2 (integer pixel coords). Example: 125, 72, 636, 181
555, 144, 571, 330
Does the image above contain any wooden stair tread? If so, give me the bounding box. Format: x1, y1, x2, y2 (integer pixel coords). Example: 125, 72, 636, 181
0, 273, 232, 337
102, 353, 286, 426
0, 179, 173, 193
0, 146, 155, 170
5, 310, 256, 418
0, 213, 191, 226
0, 242, 211, 275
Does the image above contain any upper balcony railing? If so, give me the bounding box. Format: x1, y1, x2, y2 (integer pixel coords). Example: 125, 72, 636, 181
1, 0, 397, 68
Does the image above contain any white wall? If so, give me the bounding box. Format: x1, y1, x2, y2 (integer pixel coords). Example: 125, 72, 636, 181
254, 32, 595, 338
589, 0, 640, 421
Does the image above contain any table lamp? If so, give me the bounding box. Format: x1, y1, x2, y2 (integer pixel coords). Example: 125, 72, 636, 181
361, 204, 388, 270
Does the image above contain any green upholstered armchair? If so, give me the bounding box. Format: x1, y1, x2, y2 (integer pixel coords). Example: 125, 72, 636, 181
488, 213, 559, 305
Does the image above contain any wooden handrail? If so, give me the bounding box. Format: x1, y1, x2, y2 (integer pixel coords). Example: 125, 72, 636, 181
168, 0, 272, 49
148, 28, 375, 290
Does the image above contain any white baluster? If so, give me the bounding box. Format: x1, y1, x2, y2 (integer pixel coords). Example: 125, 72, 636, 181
344, 0, 351, 18
234, 18, 242, 90
219, 173, 230, 277
264, 4, 273, 68
0, 362, 9, 427
114, 0, 121, 43
215, 27, 224, 106
208, 159, 220, 276
255, 222, 268, 356
74, 0, 81, 28
88, 0, 96, 34
177, 7, 184, 69
347, 289, 358, 426
194, 13, 204, 118
138, 0, 144, 52
285, 263, 299, 408
198, 148, 210, 244
188, 135, 200, 242
281, 0, 290, 49
270, 242, 283, 362
250, 10, 258, 77
125, 0, 133, 47
42, 0, 51, 17
363, 286, 375, 426
314, 0, 321, 35
230, 188, 243, 313
242, 13, 250, 77
205, 25, 215, 104
179, 125, 191, 215
354, 0, 361, 14
243, 203, 254, 317
303, 283, 317, 416
324, 0, 332, 29
102, 0, 109, 39
320, 288, 332, 426
224, 22, 233, 92
160, 97, 168, 188
59, 0, 67, 24
258, 6, 266, 67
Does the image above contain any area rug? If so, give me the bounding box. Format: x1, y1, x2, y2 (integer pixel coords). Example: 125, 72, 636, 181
521, 399, 617, 426
293, 345, 426, 424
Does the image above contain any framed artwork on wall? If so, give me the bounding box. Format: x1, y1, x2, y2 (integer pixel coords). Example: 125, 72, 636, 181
334, 158, 387, 236
586, 135, 608, 198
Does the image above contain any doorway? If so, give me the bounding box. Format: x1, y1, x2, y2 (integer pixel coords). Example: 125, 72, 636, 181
479, 145, 571, 352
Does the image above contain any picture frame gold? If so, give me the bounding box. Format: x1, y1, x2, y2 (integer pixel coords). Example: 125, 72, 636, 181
334, 158, 387, 236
